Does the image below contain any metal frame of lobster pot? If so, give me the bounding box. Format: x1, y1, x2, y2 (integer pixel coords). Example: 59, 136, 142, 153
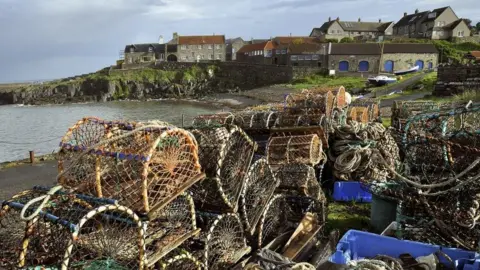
0, 186, 146, 270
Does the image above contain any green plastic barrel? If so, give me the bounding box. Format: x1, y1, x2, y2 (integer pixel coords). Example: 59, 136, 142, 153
370, 193, 399, 234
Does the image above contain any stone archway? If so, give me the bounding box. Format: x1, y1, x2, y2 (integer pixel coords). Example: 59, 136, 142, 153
167, 54, 177, 62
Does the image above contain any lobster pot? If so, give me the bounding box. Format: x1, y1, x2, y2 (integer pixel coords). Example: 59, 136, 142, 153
296, 113, 327, 127
145, 193, 201, 268
192, 113, 236, 127
271, 127, 329, 150
274, 112, 306, 127
203, 213, 251, 270
0, 187, 145, 270
58, 117, 203, 217
233, 111, 278, 129
160, 251, 204, 270
331, 108, 347, 126
239, 158, 279, 235
274, 164, 326, 202
351, 98, 381, 121
391, 100, 439, 131
267, 134, 323, 166
332, 86, 347, 109
191, 125, 256, 213
348, 106, 369, 124
256, 195, 325, 248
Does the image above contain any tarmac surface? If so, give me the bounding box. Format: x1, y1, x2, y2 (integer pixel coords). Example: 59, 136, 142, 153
0, 160, 57, 200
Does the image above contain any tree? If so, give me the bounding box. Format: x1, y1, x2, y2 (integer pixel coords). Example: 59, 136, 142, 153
464, 18, 473, 29
340, 37, 354, 43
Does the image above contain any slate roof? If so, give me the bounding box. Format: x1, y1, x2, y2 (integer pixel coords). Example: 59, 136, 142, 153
395, 11, 429, 27
444, 19, 465, 30
383, 43, 438, 54
237, 42, 268, 53
178, 35, 225, 45
124, 44, 178, 53
338, 21, 393, 32
423, 7, 449, 22
330, 43, 381, 55
314, 21, 336, 34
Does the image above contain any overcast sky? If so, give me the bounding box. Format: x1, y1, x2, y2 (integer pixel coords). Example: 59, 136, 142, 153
0, 0, 478, 82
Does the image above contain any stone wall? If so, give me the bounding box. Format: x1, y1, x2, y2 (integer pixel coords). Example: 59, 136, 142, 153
381, 53, 438, 72
329, 55, 381, 73
433, 63, 480, 96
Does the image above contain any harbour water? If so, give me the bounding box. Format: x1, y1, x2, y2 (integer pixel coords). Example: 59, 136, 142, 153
0, 101, 220, 163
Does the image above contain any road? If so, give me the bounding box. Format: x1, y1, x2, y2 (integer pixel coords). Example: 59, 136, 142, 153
0, 160, 57, 200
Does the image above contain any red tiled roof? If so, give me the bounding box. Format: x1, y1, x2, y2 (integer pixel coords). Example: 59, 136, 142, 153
178, 35, 225, 45
237, 42, 268, 53
264, 41, 277, 50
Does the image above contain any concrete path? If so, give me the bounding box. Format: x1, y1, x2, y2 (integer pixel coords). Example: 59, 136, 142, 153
364, 73, 427, 99
379, 92, 429, 108
0, 160, 57, 200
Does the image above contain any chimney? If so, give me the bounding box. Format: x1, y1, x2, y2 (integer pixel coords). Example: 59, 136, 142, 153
379, 19, 382, 23
403, 12, 407, 17
173, 32, 178, 42
358, 18, 361, 22
336, 17, 340, 21
328, 17, 331, 22
415, 9, 419, 14
158, 35, 164, 44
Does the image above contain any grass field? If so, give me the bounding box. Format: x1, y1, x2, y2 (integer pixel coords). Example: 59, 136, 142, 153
290, 75, 367, 90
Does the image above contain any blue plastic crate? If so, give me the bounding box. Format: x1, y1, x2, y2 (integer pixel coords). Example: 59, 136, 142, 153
329, 230, 480, 270
332, 181, 372, 203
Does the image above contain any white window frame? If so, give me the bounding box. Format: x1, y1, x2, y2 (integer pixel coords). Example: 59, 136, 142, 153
208, 45, 213, 49
181, 45, 187, 50
298, 55, 305, 61
148, 47, 153, 53
312, 55, 319, 60
305, 55, 312, 61
281, 49, 287, 54
215, 44, 221, 49
130, 48, 135, 53
210, 54, 214, 60
217, 54, 221, 60
291, 55, 298, 61
182, 55, 187, 60
198, 45, 202, 49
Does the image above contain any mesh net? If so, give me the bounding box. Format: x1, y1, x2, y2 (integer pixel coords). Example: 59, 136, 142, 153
239, 158, 279, 235
160, 251, 204, 270
0, 187, 145, 269
144, 193, 200, 267
348, 106, 369, 124
350, 98, 381, 122
274, 164, 326, 202
192, 113, 235, 127
267, 134, 323, 166
190, 125, 256, 213
58, 117, 203, 216
256, 195, 325, 248
203, 213, 251, 270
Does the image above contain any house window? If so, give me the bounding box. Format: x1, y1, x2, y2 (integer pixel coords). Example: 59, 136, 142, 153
281, 49, 287, 54
210, 54, 214, 60
276, 49, 281, 54
217, 54, 221, 59
312, 55, 319, 60
129, 47, 135, 53
148, 47, 153, 52
198, 45, 202, 49
216, 44, 221, 49
260, 50, 263, 55
209, 45, 213, 49
330, 30, 334, 34
182, 56, 187, 60
305, 55, 312, 60
232, 48, 236, 54
181, 45, 187, 50
291, 55, 298, 61
458, 31, 464, 37
128, 58, 133, 64
142, 56, 151, 62
298, 55, 305, 61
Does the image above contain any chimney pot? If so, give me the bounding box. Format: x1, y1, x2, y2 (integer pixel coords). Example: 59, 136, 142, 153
336, 17, 340, 21
415, 9, 419, 14
404, 12, 407, 17
379, 19, 382, 23
358, 18, 361, 22
328, 17, 331, 22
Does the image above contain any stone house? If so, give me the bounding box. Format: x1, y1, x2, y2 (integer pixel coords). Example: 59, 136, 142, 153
329, 43, 382, 73
288, 43, 329, 67
310, 17, 394, 41
236, 41, 271, 64
226, 37, 246, 61
123, 43, 178, 65
169, 33, 226, 62
381, 44, 438, 72
328, 43, 438, 73
393, 7, 471, 40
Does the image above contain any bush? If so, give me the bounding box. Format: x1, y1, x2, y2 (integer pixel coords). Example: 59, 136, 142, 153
340, 37, 354, 43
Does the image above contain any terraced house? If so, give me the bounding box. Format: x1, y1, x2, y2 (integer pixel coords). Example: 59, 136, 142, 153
169, 33, 226, 62
123, 43, 178, 65
309, 17, 394, 41
393, 6, 471, 39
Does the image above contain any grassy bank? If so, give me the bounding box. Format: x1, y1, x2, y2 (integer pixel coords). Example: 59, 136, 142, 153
289, 75, 367, 90
327, 202, 371, 234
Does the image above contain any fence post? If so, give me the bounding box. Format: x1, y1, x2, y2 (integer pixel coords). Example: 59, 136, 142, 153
182, 114, 185, 128
29, 151, 35, 164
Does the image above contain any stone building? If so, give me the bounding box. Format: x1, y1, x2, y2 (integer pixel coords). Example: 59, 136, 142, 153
226, 37, 246, 61
329, 43, 382, 73
328, 43, 438, 73
169, 33, 226, 62
236, 41, 271, 64
123, 43, 178, 65
393, 6, 471, 40
310, 17, 394, 41
288, 43, 329, 67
